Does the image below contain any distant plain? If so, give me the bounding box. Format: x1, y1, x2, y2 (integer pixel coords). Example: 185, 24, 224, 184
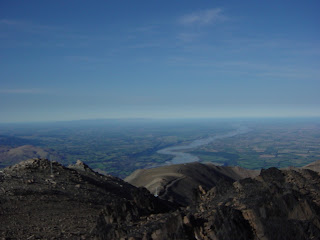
0, 118, 319, 178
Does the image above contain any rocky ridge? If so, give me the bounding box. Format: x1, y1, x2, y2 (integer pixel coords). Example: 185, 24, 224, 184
1, 159, 320, 239
0, 159, 174, 239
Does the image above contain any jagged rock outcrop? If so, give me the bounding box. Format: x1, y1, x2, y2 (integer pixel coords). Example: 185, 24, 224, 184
185, 167, 320, 240
0, 159, 175, 239
92, 165, 320, 239
1, 159, 320, 239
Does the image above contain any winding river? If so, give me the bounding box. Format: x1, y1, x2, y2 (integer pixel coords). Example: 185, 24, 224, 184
157, 126, 250, 165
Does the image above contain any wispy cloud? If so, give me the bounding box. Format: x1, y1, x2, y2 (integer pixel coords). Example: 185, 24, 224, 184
179, 8, 226, 25
64, 55, 104, 63
0, 19, 104, 48
0, 19, 23, 26
132, 26, 157, 33
0, 89, 43, 94
176, 32, 200, 42
128, 43, 162, 49
0, 19, 60, 33
166, 55, 320, 80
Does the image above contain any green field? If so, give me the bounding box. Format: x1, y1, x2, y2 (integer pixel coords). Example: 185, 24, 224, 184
189, 119, 320, 169
1, 118, 320, 178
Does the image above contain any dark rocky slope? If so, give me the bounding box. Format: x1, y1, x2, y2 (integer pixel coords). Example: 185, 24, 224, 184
189, 167, 320, 240
1, 159, 320, 239
104, 166, 320, 240
0, 159, 174, 239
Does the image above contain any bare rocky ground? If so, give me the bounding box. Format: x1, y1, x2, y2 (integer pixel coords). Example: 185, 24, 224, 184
0, 159, 174, 239
1, 159, 320, 239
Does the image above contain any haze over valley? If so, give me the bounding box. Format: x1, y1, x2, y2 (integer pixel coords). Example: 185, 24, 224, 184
1, 118, 319, 178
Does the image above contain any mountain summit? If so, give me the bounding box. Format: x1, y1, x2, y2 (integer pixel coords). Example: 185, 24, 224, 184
1, 159, 320, 239
0, 159, 174, 239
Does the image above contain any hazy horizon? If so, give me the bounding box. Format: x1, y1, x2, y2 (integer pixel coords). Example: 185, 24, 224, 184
1, 116, 320, 125
1, 1, 319, 123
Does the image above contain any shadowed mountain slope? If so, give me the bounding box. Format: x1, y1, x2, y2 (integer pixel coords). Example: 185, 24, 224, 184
125, 162, 260, 205
97, 165, 320, 240
186, 167, 320, 240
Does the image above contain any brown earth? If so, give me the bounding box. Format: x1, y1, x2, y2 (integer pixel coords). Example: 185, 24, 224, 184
125, 162, 260, 206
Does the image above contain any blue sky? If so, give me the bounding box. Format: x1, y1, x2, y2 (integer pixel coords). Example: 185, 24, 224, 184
0, 0, 319, 122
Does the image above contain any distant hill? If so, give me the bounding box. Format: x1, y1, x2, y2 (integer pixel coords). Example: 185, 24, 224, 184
302, 160, 320, 173
0, 135, 42, 147
0, 145, 61, 167
0, 134, 61, 167
125, 162, 260, 205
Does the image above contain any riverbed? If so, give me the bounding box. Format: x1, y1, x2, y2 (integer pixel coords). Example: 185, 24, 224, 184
157, 126, 250, 165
